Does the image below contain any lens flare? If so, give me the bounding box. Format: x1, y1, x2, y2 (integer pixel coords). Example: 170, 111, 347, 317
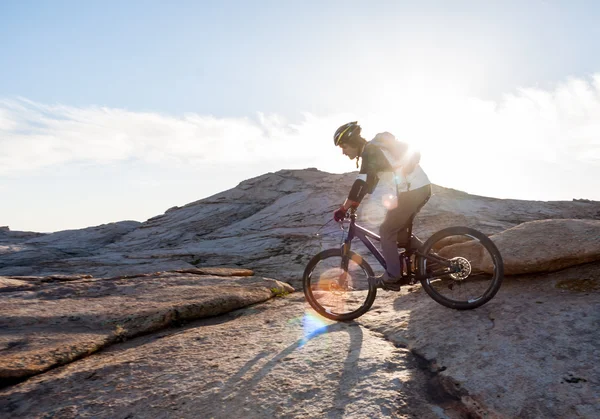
382, 194, 398, 210
299, 312, 331, 347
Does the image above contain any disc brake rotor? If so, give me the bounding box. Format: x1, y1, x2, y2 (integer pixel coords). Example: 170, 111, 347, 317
449, 257, 471, 280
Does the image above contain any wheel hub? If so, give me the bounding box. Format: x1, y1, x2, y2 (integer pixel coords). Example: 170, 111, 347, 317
328, 272, 349, 294
449, 257, 471, 280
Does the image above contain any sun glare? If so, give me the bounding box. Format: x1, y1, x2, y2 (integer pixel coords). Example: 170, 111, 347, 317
328, 54, 511, 197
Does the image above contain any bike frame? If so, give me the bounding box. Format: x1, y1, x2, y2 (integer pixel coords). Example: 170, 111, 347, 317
343, 214, 388, 270
341, 211, 454, 279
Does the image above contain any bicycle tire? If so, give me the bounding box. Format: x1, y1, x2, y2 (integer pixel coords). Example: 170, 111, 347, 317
417, 226, 504, 310
303, 248, 377, 321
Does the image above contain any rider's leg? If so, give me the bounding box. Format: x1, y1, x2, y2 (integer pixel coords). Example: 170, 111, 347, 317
407, 189, 432, 249
379, 185, 432, 280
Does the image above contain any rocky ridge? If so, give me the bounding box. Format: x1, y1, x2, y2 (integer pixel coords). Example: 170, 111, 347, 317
1, 168, 600, 418
2, 169, 600, 287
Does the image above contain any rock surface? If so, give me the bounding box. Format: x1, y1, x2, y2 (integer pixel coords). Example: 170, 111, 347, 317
2, 169, 600, 287
1, 168, 599, 417
438, 219, 600, 275
0, 269, 292, 386
0, 294, 464, 419
1, 262, 597, 418
360, 261, 600, 418
0, 226, 44, 244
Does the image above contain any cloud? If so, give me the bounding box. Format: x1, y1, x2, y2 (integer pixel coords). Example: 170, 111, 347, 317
0, 98, 347, 175
1, 74, 599, 185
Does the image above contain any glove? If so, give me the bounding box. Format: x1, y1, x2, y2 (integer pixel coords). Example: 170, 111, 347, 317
333, 205, 347, 222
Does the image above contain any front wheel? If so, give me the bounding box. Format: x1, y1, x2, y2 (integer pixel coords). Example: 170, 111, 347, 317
303, 249, 377, 321
417, 226, 504, 310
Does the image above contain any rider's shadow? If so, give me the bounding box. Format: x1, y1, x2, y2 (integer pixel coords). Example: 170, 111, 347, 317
215, 320, 364, 418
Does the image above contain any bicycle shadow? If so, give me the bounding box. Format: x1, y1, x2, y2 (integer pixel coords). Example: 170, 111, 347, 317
212, 316, 365, 418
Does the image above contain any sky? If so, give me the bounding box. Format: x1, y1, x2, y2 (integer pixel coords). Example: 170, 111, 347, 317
1, 0, 599, 232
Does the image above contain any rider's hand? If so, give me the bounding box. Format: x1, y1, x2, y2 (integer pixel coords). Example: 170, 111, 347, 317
333, 205, 347, 222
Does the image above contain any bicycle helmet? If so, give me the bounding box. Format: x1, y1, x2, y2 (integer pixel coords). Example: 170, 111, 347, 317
333, 121, 362, 146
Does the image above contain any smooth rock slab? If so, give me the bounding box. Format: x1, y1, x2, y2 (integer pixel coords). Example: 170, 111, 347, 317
0, 295, 445, 419
359, 260, 600, 418
0, 272, 293, 385
439, 219, 600, 275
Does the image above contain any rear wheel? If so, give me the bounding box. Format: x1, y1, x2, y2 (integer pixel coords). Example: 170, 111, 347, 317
303, 249, 376, 321
417, 227, 504, 310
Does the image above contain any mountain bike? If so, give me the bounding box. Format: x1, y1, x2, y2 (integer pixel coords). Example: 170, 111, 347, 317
303, 209, 504, 321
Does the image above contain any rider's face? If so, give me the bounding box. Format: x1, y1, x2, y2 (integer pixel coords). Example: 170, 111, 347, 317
340, 143, 359, 159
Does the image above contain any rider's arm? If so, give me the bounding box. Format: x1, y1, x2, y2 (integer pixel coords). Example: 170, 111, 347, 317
341, 146, 383, 210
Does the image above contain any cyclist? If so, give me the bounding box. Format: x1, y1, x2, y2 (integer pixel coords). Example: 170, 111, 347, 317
332, 121, 432, 291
